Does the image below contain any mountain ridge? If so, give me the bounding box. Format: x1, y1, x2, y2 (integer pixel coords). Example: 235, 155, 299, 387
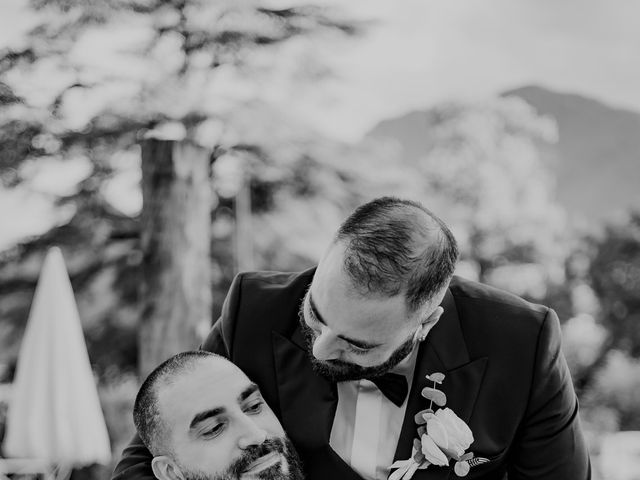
365, 85, 640, 223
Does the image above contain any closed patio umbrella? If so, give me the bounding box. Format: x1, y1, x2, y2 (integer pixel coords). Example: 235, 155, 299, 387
2, 246, 111, 469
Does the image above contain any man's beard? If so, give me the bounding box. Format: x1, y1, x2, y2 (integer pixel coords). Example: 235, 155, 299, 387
179, 437, 303, 480
298, 303, 416, 382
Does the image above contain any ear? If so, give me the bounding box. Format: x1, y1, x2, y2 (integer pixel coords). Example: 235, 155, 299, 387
151, 456, 185, 480
414, 306, 444, 342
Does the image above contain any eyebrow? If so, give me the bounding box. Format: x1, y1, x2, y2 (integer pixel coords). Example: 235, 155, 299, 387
307, 291, 382, 349
189, 384, 261, 430
190, 407, 224, 430
239, 383, 260, 402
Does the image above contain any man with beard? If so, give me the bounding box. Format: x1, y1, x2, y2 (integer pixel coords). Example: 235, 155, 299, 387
133, 351, 303, 480
115, 196, 590, 480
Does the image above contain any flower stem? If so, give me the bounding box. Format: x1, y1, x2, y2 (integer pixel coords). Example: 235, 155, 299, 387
429, 380, 435, 410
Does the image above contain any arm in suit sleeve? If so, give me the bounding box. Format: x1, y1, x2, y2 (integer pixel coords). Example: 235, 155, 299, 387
110, 274, 244, 480
508, 308, 591, 480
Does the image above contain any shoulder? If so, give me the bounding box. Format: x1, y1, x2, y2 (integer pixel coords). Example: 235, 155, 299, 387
449, 275, 548, 317
222, 268, 315, 333
448, 276, 556, 357
236, 268, 316, 286
232, 268, 316, 299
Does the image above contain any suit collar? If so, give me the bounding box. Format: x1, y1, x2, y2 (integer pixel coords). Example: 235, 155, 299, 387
272, 330, 335, 449
424, 288, 469, 371
290, 320, 308, 351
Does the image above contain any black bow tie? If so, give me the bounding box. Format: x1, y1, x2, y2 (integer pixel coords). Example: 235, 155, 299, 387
365, 373, 409, 407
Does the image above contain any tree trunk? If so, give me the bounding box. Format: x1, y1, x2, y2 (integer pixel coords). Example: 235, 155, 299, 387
139, 139, 212, 378
234, 177, 254, 272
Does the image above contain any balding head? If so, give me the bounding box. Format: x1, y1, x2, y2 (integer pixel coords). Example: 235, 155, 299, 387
335, 196, 458, 313
134, 351, 217, 456
133, 352, 302, 480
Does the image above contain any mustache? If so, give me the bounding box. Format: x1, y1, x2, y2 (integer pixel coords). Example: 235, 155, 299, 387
229, 438, 286, 476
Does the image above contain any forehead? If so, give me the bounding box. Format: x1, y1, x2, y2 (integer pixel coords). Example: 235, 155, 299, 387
156, 359, 252, 429
310, 243, 411, 336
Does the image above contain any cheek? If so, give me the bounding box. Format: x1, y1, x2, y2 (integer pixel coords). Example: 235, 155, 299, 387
261, 408, 286, 437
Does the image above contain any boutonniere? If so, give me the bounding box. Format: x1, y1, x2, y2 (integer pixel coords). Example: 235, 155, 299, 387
389, 372, 487, 479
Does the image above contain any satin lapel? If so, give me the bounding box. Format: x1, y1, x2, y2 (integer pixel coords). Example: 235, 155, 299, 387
273, 328, 364, 480
392, 291, 488, 480
272, 328, 336, 450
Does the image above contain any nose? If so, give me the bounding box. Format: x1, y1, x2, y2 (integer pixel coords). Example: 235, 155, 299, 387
312, 327, 340, 361
237, 414, 268, 450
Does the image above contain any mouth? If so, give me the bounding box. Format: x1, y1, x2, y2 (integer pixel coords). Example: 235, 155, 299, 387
242, 452, 282, 476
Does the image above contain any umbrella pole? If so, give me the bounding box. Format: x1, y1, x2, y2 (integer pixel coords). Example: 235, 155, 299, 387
53, 464, 73, 480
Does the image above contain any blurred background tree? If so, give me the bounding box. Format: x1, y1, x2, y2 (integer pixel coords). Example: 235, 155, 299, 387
364, 98, 569, 300
589, 213, 640, 358
0, 0, 366, 460
0, 0, 364, 378
576, 213, 640, 435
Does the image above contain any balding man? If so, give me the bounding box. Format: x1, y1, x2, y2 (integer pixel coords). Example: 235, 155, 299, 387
133, 351, 303, 480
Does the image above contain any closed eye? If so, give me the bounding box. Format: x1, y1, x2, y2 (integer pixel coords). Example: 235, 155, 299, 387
306, 290, 380, 352
202, 421, 226, 439
304, 305, 322, 333
243, 399, 264, 415
346, 343, 372, 355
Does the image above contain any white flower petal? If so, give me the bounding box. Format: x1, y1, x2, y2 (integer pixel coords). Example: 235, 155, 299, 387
389, 466, 410, 480
426, 415, 450, 449
421, 434, 449, 466
436, 408, 474, 449
389, 459, 423, 480
404, 461, 421, 479
390, 460, 413, 470
452, 415, 474, 445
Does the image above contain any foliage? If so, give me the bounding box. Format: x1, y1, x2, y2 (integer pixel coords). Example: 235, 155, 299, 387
0, 0, 362, 186
419, 99, 565, 278
583, 350, 640, 430
0, 0, 363, 379
562, 211, 640, 433
362, 97, 569, 300
562, 313, 608, 383
588, 212, 640, 357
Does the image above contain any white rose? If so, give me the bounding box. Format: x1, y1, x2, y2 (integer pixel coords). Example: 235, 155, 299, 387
424, 408, 474, 459
420, 434, 449, 466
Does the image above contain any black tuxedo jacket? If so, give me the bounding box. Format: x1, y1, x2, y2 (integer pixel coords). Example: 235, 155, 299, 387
112, 269, 590, 480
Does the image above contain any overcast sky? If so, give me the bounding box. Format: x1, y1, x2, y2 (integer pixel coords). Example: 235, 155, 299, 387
1, 0, 639, 248
296, 0, 640, 140
2, 0, 640, 140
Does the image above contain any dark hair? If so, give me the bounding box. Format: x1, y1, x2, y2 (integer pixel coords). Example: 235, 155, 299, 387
336, 196, 459, 313
133, 351, 221, 455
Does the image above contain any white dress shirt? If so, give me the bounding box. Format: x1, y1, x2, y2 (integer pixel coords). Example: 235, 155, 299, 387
329, 346, 420, 480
